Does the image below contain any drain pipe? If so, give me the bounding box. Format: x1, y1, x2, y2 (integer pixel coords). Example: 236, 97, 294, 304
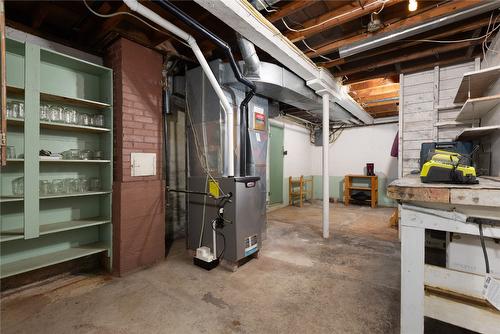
123, 0, 235, 176
154, 0, 257, 177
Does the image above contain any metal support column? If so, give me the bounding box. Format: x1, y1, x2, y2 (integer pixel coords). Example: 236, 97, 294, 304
322, 93, 329, 239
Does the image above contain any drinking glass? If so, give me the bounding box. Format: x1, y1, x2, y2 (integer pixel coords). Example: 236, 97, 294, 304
6, 146, 16, 159
10, 101, 19, 118
63, 178, 77, 194
90, 177, 101, 191
39, 180, 50, 196
62, 149, 80, 160
6, 101, 12, 118
12, 177, 24, 196
94, 150, 103, 160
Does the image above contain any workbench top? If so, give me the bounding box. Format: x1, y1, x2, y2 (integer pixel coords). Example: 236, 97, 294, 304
387, 175, 500, 207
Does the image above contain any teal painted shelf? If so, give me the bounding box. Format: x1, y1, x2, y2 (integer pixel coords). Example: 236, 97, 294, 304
40, 191, 111, 200
7, 159, 111, 163
0, 196, 24, 203
1, 218, 110, 243
0, 234, 24, 243
7, 118, 110, 133
1, 38, 113, 278
0, 242, 108, 278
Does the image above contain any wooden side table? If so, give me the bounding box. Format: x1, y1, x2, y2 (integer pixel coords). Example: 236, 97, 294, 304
344, 175, 378, 208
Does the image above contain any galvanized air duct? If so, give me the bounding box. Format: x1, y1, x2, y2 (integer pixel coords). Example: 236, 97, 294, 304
236, 33, 261, 80
339, 1, 500, 58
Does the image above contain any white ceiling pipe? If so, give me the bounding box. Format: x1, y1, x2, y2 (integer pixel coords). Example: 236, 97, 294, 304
123, 0, 235, 177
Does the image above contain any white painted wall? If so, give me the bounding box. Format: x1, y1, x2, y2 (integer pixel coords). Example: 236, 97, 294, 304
311, 123, 399, 179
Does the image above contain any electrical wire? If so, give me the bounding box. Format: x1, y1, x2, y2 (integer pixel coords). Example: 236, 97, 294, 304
280, 0, 387, 33
211, 220, 226, 259
255, 0, 277, 13
82, 0, 190, 48
301, 40, 333, 62
478, 223, 490, 274
404, 14, 500, 44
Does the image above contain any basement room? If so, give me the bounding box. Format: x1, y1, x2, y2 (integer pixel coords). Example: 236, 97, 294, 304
1, 1, 500, 333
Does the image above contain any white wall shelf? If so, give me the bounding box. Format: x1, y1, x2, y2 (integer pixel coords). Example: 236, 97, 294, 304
455, 94, 500, 121
455, 125, 500, 140
454, 65, 500, 103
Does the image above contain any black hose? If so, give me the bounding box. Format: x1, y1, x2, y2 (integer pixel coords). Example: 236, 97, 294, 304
155, 0, 257, 177
478, 222, 490, 274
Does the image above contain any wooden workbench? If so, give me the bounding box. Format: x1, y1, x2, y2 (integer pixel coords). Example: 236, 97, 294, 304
388, 176, 500, 334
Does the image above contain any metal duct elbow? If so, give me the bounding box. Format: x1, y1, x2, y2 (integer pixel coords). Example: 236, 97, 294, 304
236, 33, 260, 80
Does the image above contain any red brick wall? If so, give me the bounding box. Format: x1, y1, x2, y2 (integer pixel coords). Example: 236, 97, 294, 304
106, 38, 165, 276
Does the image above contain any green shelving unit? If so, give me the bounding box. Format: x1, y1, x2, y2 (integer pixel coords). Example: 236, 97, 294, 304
0, 38, 113, 279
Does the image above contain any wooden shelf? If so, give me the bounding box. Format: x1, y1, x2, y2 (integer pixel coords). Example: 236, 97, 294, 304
40, 191, 111, 200
0, 242, 108, 278
454, 65, 500, 103
0, 196, 23, 203
348, 186, 372, 191
40, 91, 110, 110
455, 94, 500, 121
455, 125, 500, 140
0, 218, 110, 243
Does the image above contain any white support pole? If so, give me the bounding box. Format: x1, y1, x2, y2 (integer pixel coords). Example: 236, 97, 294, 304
322, 93, 330, 239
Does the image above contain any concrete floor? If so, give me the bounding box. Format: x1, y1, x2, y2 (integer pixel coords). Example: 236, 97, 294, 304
1, 203, 402, 334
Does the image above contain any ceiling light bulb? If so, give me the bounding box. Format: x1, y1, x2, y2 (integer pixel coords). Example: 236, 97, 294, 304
409, 0, 418, 12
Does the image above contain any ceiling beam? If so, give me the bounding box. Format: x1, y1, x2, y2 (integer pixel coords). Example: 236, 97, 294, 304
318, 16, 492, 67
266, 0, 316, 23
285, 0, 403, 42
364, 102, 399, 114
305, 0, 483, 57
352, 83, 400, 98
334, 39, 481, 77
349, 78, 397, 90
352, 91, 400, 103
344, 49, 482, 84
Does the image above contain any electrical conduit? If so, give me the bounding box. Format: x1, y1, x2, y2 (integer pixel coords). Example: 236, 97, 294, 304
123, 0, 235, 177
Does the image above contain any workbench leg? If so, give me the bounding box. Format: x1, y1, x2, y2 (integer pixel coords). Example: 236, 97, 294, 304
401, 225, 425, 334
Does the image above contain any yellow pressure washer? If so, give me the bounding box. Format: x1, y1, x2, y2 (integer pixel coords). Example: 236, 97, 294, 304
420, 149, 478, 184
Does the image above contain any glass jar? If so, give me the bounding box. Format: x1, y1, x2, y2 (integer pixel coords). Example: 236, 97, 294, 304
6, 146, 16, 159
94, 150, 103, 160
10, 101, 19, 119
62, 149, 81, 160
51, 179, 64, 195
63, 178, 77, 194
40, 104, 50, 121
90, 177, 101, 191
39, 180, 50, 196
64, 107, 78, 124
92, 114, 105, 127
80, 149, 94, 160
49, 106, 64, 123
18, 102, 25, 119
79, 113, 91, 126
79, 177, 89, 193
6, 101, 13, 118
12, 177, 24, 197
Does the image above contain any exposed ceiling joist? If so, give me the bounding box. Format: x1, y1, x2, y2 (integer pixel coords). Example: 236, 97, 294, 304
335, 39, 483, 77
305, 0, 483, 58
266, 0, 316, 23
345, 50, 482, 84
285, 0, 403, 43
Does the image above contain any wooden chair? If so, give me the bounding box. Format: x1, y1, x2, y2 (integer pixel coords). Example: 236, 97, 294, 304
289, 175, 313, 207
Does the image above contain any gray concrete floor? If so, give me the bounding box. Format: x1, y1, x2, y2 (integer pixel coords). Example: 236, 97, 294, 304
1, 203, 402, 334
